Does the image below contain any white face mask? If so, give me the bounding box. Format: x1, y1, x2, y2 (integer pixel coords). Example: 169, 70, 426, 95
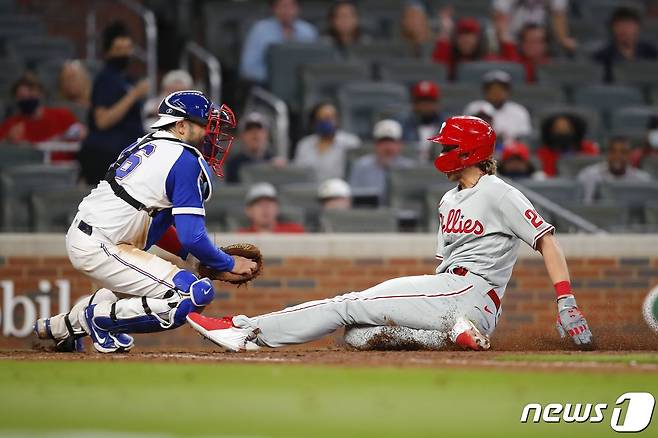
649, 130, 658, 149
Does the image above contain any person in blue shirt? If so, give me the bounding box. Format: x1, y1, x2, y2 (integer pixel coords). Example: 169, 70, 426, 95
35, 91, 257, 354
240, 0, 318, 84
79, 21, 150, 185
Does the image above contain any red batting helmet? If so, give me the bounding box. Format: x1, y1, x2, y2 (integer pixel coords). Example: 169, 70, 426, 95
429, 116, 496, 173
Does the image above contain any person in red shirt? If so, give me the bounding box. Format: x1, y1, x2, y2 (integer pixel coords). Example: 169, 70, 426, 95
0, 73, 82, 144
432, 12, 517, 80
536, 113, 599, 177
239, 182, 306, 233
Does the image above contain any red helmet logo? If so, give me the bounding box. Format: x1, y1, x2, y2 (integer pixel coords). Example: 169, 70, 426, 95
429, 116, 496, 173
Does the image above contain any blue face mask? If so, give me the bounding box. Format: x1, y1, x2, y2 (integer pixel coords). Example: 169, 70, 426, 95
315, 120, 336, 138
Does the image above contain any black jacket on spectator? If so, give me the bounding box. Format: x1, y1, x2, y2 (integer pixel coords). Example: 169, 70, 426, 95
593, 40, 658, 82
79, 63, 144, 185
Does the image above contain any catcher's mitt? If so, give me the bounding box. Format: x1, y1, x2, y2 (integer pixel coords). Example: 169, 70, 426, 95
197, 243, 263, 285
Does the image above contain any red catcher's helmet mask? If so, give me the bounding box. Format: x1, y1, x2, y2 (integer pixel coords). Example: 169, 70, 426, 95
202, 104, 236, 178
429, 116, 495, 173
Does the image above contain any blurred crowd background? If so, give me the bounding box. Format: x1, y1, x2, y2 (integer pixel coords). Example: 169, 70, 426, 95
1, 0, 658, 234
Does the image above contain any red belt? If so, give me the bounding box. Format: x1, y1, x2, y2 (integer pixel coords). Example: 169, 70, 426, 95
451, 266, 500, 311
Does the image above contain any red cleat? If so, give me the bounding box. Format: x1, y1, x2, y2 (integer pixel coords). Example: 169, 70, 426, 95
450, 317, 491, 351
187, 313, 258, 352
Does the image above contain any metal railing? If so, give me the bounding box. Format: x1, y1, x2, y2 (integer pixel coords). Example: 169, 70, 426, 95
179, 41, 222, 104
86, 0, 158, 100
246, 86, 290, 159
507, 178, 607, 234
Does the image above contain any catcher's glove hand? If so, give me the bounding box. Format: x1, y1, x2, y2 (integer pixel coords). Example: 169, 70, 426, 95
556, 295, 594, 349
198, 243, 263, 286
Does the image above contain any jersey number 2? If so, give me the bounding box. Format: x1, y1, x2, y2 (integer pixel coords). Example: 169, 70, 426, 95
115, 144, 156, 179
524, 209, 544, 229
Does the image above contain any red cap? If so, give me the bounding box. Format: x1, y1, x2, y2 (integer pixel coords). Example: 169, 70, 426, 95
456, 18, 481, 34
502, 141, 530, 162
412, 80, 440, 101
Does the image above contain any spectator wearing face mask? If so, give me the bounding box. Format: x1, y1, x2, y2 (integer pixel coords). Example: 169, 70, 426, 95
0, 73, 82, 144
594, 6, 658, 82
498, 141, 544, 180
349, 119, 415, 204
79, 21, 149, 185
294, 102, 360, 182
630, 115, 658, 168
394, 80, 446, 162
578, 137, 652, 204
536, 113, 599, 177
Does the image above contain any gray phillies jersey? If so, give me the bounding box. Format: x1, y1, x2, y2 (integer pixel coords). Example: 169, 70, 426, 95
435, 175, 554, 295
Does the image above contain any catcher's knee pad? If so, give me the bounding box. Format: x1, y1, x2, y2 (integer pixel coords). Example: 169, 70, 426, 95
173, 270, 215, 307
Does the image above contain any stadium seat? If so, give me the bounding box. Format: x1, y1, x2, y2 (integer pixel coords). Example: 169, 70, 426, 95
319, 208, 398, 233
599, 180, 658, 208
225, 205, 305, 232
456, 61, 525, 84
389, 165, 447, 212
556, 156, 604, 178
357, 0, 404, 39
267, 42, 338, 108
0, 14, 45, 41
611, 106, 658, 136
555, 203, 630, 233
7, 36, 75, 67
31, 186, 90, 232
425, 182, 459, 232
279, 183, 322, 231
640, 155, 658, 179
377, 60, 447, 87
645, 202, 658, 225
350, 42, 413, 64
439, 84, 483, 116
513, 85, 567, 113
536, 62, 604, 92
0, 165, 77, 231
203, 184, 250, 232
0, 145, 44, 169
337, 81, 410, 139
573, 85, 645, 125
239, 164, 316, 186
614, 61, 658, 91
514, 178, 582, 204
0, 59, 22, 96
452, 0, 492, 19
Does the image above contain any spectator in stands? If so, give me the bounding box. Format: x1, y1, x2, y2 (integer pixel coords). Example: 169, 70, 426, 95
536, 113, 599, 177
323, 0, 370, 56
225, 112, 285, 184
498, 141, 544, 180
240, 0, 318, 84
294, 102, 360, 182
349, 119, 415, 204
514, 24, 551, 83
593, 6, 658, 82
630, 115, 658, 168
0, 73, 82, 144
432, 11, 517, 80
318, 178, 352, 211
401, 1, 432, 56
493, 0, 577, 53
239, 182, 306, 233
58, 60, 91, 114
79, 21, 149, 185
578, 137, 652, 204
394, 80, 446, 162
143, 70, 193, 130
464, 70, 532, 144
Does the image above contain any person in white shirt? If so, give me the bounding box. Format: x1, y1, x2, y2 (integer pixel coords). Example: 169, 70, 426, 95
577, 137, 652, 204
465, 70, 532, 144
294, 102, 360, 181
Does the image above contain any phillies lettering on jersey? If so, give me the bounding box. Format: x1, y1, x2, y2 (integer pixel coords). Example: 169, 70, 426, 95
435, 175, 554, 296
440, 209, 485, 236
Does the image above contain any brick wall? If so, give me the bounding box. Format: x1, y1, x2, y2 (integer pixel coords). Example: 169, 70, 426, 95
2, 252, 657, 350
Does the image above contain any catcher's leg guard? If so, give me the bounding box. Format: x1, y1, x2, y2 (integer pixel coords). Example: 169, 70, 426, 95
89, 270, 215, 335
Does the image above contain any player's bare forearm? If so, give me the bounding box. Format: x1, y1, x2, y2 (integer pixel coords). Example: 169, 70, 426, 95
94, 89, 141, 130
537, 234, 570, 285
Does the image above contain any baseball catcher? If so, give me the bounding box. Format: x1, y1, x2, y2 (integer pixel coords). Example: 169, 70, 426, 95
187, 116, 593, 352
34, 90, 261, 353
